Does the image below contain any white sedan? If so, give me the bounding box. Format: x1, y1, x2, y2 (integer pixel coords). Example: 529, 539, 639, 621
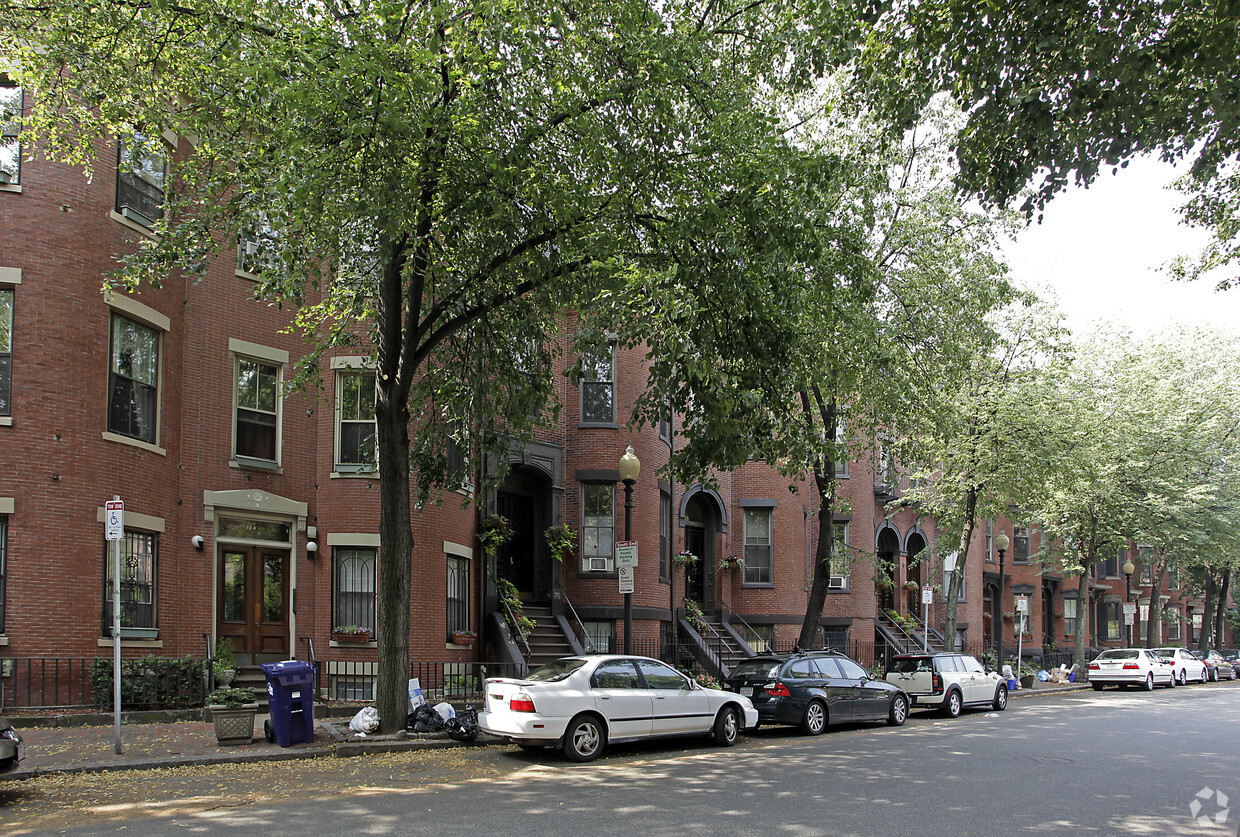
1152, 647, 1209, 685
1088, 648, 1177, 690
479, 655, 758, 762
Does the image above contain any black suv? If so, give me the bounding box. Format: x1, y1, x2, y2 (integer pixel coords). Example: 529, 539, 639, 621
723, 651, 909, 734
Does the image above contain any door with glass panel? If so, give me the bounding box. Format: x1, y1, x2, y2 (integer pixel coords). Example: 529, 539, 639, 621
219, 548, 289, 661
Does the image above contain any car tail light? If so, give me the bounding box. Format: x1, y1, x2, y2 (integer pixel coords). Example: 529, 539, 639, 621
510, 692, 536, 713
1123, 663, 1139, 670
764, 682, 791, 697
1088, 663, 1099, 670
932, 673, 942, 694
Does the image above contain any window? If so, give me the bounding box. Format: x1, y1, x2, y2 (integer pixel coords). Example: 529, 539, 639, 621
1063, 597, 1078, 637
581, 483, 614, 572
1137, 546, 1154, 585
0, 287, 11, 416
583, 620, 614, 653
0, 83, 20, 185
115, 132, 167, 225
336, 371, 376, 468
1098, 552, 1119, 579
658, 400, 671, 442
235, 356, 280, 461
985, 520, 995, 563
742, 624, 773, 653
659, 491, 671, 581
831, 520, 850, 579
0, 515, 6, 632
1138, 600, 1150, 641
1013, 524, 1030, 564
579, 344, 615, 424
743, 507, 772, 585
237, 215, 281, 276
1167, 607, 1182, 641
446, 554, 469, 640
334, 547, 376, 638
108, 314, 159, 443
1101, 601, 1121, 640
447, 436, 472, 492
876, 437, 896, 488
102, 529, 157, 634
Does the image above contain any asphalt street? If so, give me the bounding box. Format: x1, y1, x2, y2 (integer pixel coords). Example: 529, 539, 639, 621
3, 681, 1238, 836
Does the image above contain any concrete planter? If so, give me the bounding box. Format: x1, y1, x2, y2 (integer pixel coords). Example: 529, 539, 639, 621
208, 703, 258, 745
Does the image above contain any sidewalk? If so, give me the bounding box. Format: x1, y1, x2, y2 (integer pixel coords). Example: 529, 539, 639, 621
4, 707, 495, 781
4, 681, 1090, 781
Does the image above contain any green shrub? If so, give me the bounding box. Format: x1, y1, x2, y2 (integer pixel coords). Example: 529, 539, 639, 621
91, 656, 207, 710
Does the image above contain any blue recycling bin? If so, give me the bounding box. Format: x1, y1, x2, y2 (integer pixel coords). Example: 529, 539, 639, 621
261, 659, 316, 747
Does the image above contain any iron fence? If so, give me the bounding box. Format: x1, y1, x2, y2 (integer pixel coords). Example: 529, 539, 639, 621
0, 657, 207, 711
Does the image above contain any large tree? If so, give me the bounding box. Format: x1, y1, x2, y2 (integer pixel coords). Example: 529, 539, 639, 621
4, 0, 863, 730
861, 1, 1240, 286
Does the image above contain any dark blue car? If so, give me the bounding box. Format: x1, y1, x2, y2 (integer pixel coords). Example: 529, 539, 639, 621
723, 651, 909, 734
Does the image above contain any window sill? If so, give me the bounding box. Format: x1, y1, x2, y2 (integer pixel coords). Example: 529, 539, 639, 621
445, 643, 473, 650
0, 635, 8, 646
330, 468, 379, 479
234, 268, 260, 282
0, 183, 21, 194
742, 582, 775, 589
0, 417, 11, 427
109, 209, 159, 239
101, 431, 166, 456
231, 457, 283, 474
97, 637, 164, 648
330, 640, 377, 649
579, 570, 617, 578
578, 421, 619, 429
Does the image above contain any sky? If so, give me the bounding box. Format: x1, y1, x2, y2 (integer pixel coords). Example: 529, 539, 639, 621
1002, 156, 1240, 337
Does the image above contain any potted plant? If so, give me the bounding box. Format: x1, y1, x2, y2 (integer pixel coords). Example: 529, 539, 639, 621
684, 599, 707, 632
1018, 661, 1038, 690
332, 625, 372, 643
544, 524, 577, 563
212, 638, 237, 687
673, 550, 698, 567
498, 578, 534, 641
717, 554, 743, 572
451, 629, 476, 647
903, 581, 920, 592
206, 687, 259, 745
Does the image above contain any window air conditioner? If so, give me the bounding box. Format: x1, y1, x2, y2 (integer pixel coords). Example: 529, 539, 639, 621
827, 576, 847, 590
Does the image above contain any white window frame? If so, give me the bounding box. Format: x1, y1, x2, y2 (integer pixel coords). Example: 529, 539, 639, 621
1167, 607, 1182, 641
331, 542, 377, 642
579, 344, 616, 425
332, 359, 376, 472
236, 214, 282, 278
115, 131, 168, 227
581, 483, 615, 572
743, 507, 773, 585
830, 520, 850, 587
1063, 597, 1078, 637
0, 83, 21, 186
0, 284, 11, 417
230, 339, 287, 468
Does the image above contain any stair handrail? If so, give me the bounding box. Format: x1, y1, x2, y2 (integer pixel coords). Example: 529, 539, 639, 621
563, 594, 596, 653
203, 632, 214, 690
503, 596, 532, 657
878, 611, 918, 653
718, 595, 760, 651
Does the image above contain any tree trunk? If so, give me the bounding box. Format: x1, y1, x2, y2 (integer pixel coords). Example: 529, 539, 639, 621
1215, 567, 1231, 649
798, 395, 837, 650
1073, 569, 1090, 679
1199, 570, 1217, 652
374, 378, 414, 734
943, 487, 978, 651
1145, 561, 1166, 648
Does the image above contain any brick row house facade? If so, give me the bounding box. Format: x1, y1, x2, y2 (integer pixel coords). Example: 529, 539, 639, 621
0, 82, 1231, 705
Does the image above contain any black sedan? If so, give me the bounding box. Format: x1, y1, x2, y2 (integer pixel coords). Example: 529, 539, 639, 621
723, 650, 909, 734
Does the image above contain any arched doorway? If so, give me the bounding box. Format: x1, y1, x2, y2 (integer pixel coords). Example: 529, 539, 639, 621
682, 490, 724, 611
876, 526, 900, 614
905, 531, 927, 613
495, 466, 553, 604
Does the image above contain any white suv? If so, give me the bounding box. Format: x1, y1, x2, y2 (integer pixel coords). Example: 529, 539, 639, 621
884, 653, 1007, 717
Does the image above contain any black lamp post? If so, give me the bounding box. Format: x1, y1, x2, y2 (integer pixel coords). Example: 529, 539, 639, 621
1123, 558, 1136, 647
995, 531, 1009, 675
619, 444, 640, 654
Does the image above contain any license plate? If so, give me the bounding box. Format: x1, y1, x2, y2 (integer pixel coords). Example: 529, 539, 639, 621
740, 686, 753, 697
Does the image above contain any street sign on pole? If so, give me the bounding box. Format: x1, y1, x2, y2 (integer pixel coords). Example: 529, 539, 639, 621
1016, 595, 1028, 613
618, 564, 634, 594
105, 499, 124, 540
106, 497, 124, 755
921, 586, 934, 605
1123, 602, 1137, 625
616, 541, 638, 568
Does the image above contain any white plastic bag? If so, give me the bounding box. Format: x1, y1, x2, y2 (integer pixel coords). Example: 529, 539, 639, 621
433, 702, 456, 721
349, 706, 380, 733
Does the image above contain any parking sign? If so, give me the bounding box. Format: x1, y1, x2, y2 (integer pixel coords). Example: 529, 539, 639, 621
105, 499, 124, 541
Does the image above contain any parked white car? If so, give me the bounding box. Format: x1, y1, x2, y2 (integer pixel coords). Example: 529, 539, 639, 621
884, 652, 1007, 717
1152, 647, 1208, 685
1088, 648, 1176, 690
479, 655, 758, 762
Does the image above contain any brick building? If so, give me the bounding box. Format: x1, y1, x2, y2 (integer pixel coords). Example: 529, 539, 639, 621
0, 82, 1230, 706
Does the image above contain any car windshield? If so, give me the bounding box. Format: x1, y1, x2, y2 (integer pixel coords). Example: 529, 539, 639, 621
729, 660, 783, 679
889, 657, 933, 673
526, 659, 589, 682
1097, 650, 1139, 660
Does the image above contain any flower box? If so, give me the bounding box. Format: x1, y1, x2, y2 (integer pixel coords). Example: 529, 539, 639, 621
332, 629, 372, 644
451, 631, 476, 647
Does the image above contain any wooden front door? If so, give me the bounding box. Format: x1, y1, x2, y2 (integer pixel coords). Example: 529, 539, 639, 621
219, 547, 289, 662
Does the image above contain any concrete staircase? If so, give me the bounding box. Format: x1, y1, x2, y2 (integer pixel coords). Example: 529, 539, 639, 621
521, 605, 576, 671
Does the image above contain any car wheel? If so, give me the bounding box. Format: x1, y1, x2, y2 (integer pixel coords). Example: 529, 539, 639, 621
888, 694, 909, 726
1177, 669, 1187, 686
1167, 673, 1176, 688
562, 715, 605, 763
1143, 673, 1154, 691
1201, 669, 1210, 684
713, 706, 741, 746
942, 689, 963, 718
1211, 667, 1219, 682
993, 684, 1008, 711
1092, 682, 1105, 691
800, 700, 827, 735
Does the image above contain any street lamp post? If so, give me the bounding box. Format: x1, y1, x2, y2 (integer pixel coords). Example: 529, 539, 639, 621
619, 445, 640, 655
1123, 558, 1136, 647
995, 531, 1009, 676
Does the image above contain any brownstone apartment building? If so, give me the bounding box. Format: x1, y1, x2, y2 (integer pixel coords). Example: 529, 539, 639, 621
0, 82, 1228, 703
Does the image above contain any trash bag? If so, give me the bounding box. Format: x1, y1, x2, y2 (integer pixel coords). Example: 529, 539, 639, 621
349, 706, 380, 734
409, 703, 443, 733
433, 702, 456, 721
